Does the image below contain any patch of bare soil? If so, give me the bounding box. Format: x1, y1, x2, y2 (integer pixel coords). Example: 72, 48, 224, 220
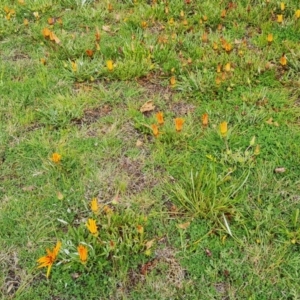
71, 105, 112, 126
118, 156, 158, 194
113, 246, 189, 299
0, 250, 24, 298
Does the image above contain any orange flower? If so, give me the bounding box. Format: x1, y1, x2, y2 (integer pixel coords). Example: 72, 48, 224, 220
106, 60, 114, 71
267, 33, 273, 43
51, 153, 61, 163
224, 42, 232, 52
151, 124, 159, 137
221, 9, 226, 18
202, 113, 209, 126
86, 219, 98, 235
90, 198, 99, 213
280, 54, 287, 66
277, 14, 283, 23
220, 121, 228, 137
201, 32, 208, 43
156, 112, 164, 125
37, 241, 61, 278
77, 244, 88, 263
175, 118, 184, 132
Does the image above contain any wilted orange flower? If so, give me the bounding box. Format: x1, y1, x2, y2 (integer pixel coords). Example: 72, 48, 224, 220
217, 64, 222, 73
295, 10, 300, 19
221, 9, 226, 18
24, 18, 29, 26
106, 60, 114, 71
280, 54, 287, 66
90, 198, 99, 213
86, 219, 98, 235
42, 27, 51, 38
107, 3, 113, 12
141, 21, 147, 28
220, 121, 228, 137
201, 32, 208, 43
277, 14, 283, 23
77, 244, 88, 263
175, 118, 184, 132
202, 113, 209, 126
267, 33, 273, 43
86, 49, 94, 57
170, 76, 176, 86
51, 153, 61, 163
213, 42, 218, 50
37, 241, 61, 278
95, 27, 101, 41
156, 112, 164, 125
137, 225, 144, 234
151, 124, 159, 137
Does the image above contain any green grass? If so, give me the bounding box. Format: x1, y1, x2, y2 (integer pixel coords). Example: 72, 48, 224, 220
1, 0, 300, 299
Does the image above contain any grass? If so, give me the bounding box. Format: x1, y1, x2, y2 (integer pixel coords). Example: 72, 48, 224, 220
1, 0, 300, 299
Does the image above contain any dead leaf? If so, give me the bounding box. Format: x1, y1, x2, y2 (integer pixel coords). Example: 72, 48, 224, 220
136, 139, 143, 147
274, 167, 286, 173
145, 239, 155, 250
49, 31, 60, 44
102, 25, 111, 32
57, 191, 64, 200
22, 186, 35, 191
205, 248, 212, 257
177, 221, 190, 229
266, 117, 273, 125
140, 100, 155, 113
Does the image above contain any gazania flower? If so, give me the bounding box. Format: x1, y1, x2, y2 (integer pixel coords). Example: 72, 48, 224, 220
86, 219, 98, 236
280, 54, 287, 66
51, 153, 61, 163
175, 118, 184, 132
37, 241, 61, 278
156, 112, 164, 125
77, 244, 88, 263
267, 33, 273, 43
151, 124, 159, 137
220, 121, 228, 137
106, 60, 114, 71
90, 198, 99, 213
202, 113, 209, 126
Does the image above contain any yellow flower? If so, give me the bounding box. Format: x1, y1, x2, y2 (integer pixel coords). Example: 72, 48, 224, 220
51, 153, 61, 163
267, 33, 273, 43
37, 241, 61, 278
90, 198, 99, 213
296, 10, 300, 19
224, 63, 231, 72
86, 219, 98, 235
175, 118, 184, 132
151, 124, 159, 137
156, 112, 164, 125
77, 244, 88, 263
220, 121, 228, 137
170, 76, 176, 86
106, 60, 114, 71
280, 2, 285, 11
277, 14, 283, 23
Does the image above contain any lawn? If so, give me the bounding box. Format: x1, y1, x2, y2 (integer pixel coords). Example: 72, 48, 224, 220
1, 0, 300, 299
